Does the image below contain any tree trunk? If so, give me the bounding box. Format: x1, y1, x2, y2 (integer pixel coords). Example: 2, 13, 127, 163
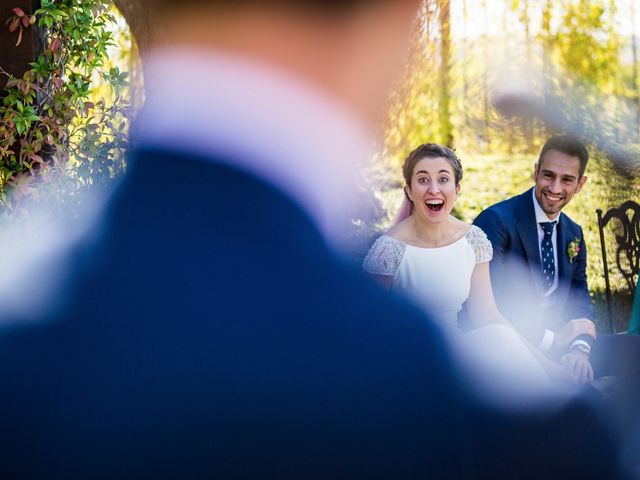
631, 0, 639, 137
113, 0, 155, 54
482, 0, 490, 148
437, 0, 453, 147
522, 0, 534, 152
461, 0, 467, 136
541, 0, 552, 137
0, 0, 45, 87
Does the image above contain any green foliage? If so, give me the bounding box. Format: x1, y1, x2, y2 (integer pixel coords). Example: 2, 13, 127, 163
0, 0, 131, 215
385, 0, 640, 155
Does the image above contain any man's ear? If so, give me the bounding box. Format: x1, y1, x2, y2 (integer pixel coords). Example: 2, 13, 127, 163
533, 162, 539, 181
575, 175, 588, 194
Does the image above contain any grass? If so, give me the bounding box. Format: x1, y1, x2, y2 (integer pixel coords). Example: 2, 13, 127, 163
369, 152, 639, 332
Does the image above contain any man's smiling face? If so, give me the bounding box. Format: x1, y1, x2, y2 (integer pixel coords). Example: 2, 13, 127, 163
533, 149, 587, 219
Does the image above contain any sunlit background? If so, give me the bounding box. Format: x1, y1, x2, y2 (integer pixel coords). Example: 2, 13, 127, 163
0, 0, 637, 331
363, 0, 640, 331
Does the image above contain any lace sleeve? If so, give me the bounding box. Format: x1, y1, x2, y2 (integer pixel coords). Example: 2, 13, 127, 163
466, 225, 493, 264
362, 236, 406, 276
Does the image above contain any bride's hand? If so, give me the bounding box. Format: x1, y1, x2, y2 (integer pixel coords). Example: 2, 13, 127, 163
541, 358, 579, 385
560, 351, 593, 384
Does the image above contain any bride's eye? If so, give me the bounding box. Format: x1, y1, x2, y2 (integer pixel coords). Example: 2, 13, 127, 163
438, 176, 449, 184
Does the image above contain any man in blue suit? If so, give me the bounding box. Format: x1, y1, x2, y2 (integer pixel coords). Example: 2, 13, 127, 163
475, 135, 640, 385
0, 4, 629, 479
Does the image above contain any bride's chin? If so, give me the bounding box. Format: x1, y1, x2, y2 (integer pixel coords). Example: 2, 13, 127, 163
425, 208, 448, 219
422, 215, 446, 224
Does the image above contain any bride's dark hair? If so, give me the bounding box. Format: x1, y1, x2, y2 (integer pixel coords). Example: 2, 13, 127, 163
393, 143, 463, 226
402, 143, 463, 186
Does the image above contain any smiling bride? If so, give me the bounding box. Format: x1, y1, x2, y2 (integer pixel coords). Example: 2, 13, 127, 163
363, 144, 574, 400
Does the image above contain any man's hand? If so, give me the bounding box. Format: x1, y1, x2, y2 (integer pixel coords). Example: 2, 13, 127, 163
560, 351, 594, 384
554, 318, 596, 350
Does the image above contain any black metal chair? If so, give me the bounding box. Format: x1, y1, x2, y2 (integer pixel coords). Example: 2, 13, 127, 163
596, 200, 640, 334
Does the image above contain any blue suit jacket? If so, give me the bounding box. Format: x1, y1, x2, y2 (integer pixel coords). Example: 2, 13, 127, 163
474, 188, 594, 347
0, 153, 623, 478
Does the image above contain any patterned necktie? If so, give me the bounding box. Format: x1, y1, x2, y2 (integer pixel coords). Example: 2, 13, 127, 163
540, 221, 557, 292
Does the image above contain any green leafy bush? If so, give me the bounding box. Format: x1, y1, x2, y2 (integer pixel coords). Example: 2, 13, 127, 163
0, 0, 131, 217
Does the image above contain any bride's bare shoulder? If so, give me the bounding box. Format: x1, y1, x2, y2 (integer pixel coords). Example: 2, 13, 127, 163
385, 218, 413, 242
449, 216, 473, 236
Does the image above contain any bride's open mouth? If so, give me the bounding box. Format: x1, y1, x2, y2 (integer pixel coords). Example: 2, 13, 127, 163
425, 199, 444, 212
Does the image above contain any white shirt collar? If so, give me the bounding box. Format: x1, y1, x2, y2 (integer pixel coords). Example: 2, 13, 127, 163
134, 47, 376, 251
531, 188, 562, 225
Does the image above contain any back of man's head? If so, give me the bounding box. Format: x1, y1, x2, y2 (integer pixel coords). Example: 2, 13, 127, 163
148, 0, 377, 11
125, 0, 417, 126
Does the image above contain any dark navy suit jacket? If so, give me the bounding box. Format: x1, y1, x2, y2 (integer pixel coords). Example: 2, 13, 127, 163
474, 188, 594, 347
0, 152, 625, 478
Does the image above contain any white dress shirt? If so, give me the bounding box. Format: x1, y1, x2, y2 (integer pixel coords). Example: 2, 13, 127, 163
532, 190, 561, 349
134, 47, 376, 252
531, 190, 592, 354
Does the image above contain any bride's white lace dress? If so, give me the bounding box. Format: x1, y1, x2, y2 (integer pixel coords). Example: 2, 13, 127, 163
363, 225, 553, 403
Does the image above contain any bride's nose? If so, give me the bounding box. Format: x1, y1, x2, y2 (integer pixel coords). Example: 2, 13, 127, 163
427, 180, 440, 194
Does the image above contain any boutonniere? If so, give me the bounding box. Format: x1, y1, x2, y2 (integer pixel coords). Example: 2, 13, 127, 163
567, 237, 581, 263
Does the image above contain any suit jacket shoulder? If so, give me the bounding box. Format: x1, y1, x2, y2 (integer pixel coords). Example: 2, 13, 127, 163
473, 189, 532, 252
488, 189, 534, 219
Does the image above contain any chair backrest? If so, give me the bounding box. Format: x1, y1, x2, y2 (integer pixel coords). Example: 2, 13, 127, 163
596, 200, 640, 334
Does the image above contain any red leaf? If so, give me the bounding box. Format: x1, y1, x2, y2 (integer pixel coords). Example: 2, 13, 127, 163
12, 7, 25, 17
21, 16, 29, 28
50, 37, 60, 52
8, 17, 19, 32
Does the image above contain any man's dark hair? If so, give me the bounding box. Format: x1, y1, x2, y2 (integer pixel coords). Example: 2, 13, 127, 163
148, 1, 376, 13
538, 135, 589, 178
402, 143, 463, 185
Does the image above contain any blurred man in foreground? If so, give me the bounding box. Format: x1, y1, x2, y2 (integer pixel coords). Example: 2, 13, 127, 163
0, 2, 628, 478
